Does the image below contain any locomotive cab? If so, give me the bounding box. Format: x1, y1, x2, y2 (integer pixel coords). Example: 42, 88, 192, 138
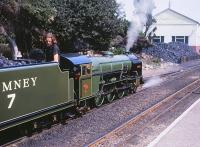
60, 53, 92, 100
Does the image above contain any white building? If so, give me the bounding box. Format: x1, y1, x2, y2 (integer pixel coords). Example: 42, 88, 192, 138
153, 8, 200, 53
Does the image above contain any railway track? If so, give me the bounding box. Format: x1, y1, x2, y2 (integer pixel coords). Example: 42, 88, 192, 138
88, 79, 200, 146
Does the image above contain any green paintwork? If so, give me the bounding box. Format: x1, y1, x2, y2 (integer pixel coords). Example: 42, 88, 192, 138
0, 53, 143, 133
89, 55, 132, 95
90, 55, 132, 74
0, 63, 73, 131
78, 64, 92, 99
92, 75, 100, 95
69, 78, 74, 99
80, 76, 92, 98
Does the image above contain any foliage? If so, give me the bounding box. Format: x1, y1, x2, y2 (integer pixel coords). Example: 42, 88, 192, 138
129, 14, 156, 54
20, 0, 56, 29
0, 0, 55, 29
0, 0, 129, 53
0, 35, 6, 44
111, 47, 125, 55
130, 34, 151, 54
0, 0, 19, 32
50, 0, 127, 52
110, 35, 125, 48
0, 0, 55, 52
16, 0, 56, 50
144, 14, 157, 39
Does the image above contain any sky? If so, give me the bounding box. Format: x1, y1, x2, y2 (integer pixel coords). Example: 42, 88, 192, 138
116, 0, 200, 22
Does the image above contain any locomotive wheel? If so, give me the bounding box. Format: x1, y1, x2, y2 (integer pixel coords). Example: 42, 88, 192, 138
94, 92, 104, 107
60, 112, 67, 125
116, 82, 126, 98
117, 90, 125, 98
105, 87, 116, 103
24, 124, 33, 137
46, 118, 52, 129
129, 83, 137, 94
124, 88, 129, 96
79, 100, 87, 107
106, 92, 116, 103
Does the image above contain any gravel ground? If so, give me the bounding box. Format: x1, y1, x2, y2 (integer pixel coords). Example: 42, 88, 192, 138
13, 60, 200, 147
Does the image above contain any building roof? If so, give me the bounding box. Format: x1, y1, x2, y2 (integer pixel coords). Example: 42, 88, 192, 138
154, 8, 200, 25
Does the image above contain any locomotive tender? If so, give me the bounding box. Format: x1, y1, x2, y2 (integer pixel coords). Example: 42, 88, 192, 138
0, 51, 142, 143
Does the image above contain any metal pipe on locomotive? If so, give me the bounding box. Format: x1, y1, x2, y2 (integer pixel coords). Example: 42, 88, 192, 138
0, 50, 142, 144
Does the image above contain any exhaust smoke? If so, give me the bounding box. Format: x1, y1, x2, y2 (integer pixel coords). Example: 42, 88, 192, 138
143, 76, 163, 88
125, 0, 155, 52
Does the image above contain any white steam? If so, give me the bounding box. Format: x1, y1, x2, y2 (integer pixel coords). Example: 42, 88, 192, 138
143, 76, 163, 88
126, 0, 155, 52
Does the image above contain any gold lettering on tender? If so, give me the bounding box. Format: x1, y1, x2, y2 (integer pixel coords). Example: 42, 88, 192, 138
2, 81, 12, 92
14, 80, 21, 90
2, 77, 38, 92
23, 78, 29, 88
31, 77, 37, 86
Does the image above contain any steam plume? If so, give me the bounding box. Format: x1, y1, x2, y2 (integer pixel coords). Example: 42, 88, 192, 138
143, 76, 163, 88
126, 0, 155, 52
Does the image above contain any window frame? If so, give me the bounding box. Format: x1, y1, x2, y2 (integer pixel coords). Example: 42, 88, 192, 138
81, 64, 91, 76
172, 36, 189, 44
152, 36, 164, 43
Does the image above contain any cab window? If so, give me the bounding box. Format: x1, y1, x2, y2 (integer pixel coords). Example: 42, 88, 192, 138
81, 64, 91, 76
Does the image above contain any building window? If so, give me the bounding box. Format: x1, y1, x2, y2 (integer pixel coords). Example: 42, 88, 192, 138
172, 36, 189, 44
153, 36, 164, 43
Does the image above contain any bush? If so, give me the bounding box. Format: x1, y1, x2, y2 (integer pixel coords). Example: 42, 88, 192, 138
111, 47, 125, 55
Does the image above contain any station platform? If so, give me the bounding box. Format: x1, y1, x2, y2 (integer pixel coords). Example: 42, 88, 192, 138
148, 98, 200, 147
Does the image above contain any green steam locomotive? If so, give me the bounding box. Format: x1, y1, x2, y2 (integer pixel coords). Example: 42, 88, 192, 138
0, 51, 142, 144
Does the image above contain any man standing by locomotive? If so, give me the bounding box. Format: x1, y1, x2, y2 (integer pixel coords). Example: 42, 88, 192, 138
44, 33, 60, 62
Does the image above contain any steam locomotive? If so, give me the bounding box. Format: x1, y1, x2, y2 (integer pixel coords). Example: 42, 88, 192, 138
0, 51, 142, 144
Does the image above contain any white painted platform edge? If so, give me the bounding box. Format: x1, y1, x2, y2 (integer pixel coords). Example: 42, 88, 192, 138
147, 97, 200, 147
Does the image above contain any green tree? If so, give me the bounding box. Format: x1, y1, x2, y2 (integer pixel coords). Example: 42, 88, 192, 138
130, 14, 156, 54
51, 0, 126, 52
16, 0, 56, 51
0, 0, 55, 52
0, 0, 19, 34
1, 0, 127, 53
144, 14, 157, 40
